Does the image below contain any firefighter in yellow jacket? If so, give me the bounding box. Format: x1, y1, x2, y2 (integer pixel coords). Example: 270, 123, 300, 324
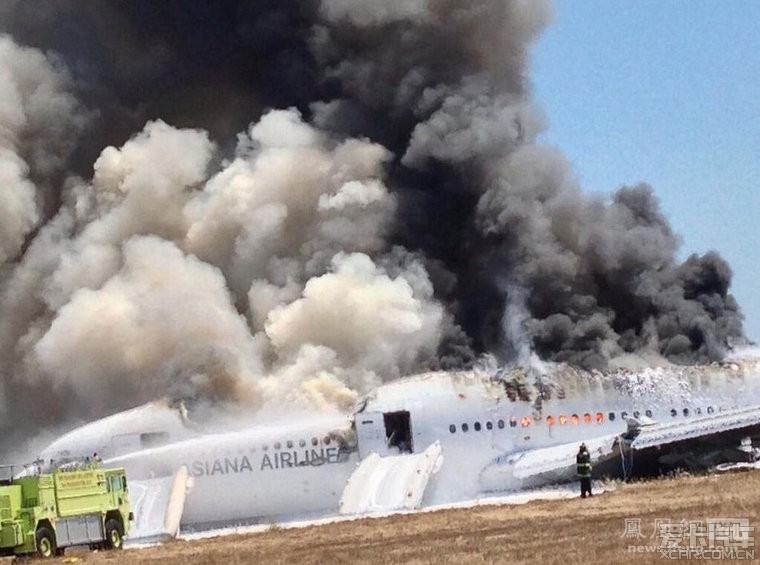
576, 443, 592, 498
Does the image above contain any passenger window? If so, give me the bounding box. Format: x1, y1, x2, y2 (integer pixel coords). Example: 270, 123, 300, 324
274, 442, 281, 450
546, 416, 555, 426
670, 409, 677, 417
583, 413, 592, 424
486, 421, 493, 430
633, 411, 640, 419
474, 422, 481, 432
571, 414, 579, 425
498, 420, 505, 429
286, 440, 293, 449
299, 439, 306, 447
461, 423, 469, 432
645, 410, 652, 418
695, 407, 702, 415
509, 417, 517, 428
521, 416, 531, 427
263, 445, 269, 451
596, 412, 604, 424
683, 408, 689, 417
707, 406, 714, 414
621, 411, 628, 419
559, 415, 568, 425
324, 436, 331, 445
311, 437, 319, 446
608, 412, 615, 421
449, 424, 456, 433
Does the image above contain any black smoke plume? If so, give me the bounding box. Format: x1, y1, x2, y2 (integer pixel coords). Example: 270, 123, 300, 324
0, 1, 744, 451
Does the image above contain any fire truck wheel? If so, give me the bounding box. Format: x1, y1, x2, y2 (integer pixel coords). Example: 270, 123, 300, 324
35, 526, 57, 558
104, 518, 124, 550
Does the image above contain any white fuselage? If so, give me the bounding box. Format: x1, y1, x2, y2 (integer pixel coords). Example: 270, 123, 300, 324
40, 359, 760, 526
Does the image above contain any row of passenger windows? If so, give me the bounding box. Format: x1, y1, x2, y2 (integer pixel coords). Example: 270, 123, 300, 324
448, 406, 718, 434
229, 436, 337, 454
449, 418, 526, 434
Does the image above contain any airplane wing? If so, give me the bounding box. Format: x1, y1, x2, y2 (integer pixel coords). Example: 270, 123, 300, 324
482, 405, 760, 489
124, 466, 192, 544
619, 404, 760, 473
625, 405, 760, 450
479, 433, 621, 490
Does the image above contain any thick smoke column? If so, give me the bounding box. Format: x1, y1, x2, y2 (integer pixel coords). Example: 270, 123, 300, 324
0, 1, 745, 450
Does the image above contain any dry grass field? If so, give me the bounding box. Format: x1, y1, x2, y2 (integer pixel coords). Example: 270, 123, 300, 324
18, 470, 760, 565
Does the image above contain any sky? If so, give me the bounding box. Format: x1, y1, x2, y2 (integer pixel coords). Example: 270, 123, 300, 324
531, 0, 760, 343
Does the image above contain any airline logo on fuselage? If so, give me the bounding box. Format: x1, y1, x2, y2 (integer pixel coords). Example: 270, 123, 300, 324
188, 446, 345, 477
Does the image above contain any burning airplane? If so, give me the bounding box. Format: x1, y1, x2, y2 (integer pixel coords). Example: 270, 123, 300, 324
0, 0, 755, 540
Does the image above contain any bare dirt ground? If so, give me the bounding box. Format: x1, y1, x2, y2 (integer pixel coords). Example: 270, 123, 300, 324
18, 471, 760, 565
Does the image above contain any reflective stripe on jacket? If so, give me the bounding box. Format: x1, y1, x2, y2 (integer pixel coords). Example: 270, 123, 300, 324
576, 452, 592, 478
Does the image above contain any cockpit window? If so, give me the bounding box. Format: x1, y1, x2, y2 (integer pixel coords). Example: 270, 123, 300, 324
140, 432, 169, 448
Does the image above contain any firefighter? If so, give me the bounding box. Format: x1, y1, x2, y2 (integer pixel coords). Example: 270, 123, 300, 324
576, 443, 592, 498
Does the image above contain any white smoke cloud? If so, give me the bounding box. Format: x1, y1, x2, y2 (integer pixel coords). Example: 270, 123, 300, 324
185, 108, 395, 299
35, 236, 263, 408
1, 106, 448, 437
42, 120, 215, 311
265, 252, 444, 388
0, 150, 37, 262
0, 35, 84, 263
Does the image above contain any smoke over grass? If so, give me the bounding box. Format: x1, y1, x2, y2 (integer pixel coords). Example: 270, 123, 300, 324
0, 1, 745, 448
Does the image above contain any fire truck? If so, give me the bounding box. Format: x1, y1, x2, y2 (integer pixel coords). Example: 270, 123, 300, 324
0, 463, 132, 558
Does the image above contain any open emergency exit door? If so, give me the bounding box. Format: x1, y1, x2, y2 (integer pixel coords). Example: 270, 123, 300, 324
356, 411, 413, 459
